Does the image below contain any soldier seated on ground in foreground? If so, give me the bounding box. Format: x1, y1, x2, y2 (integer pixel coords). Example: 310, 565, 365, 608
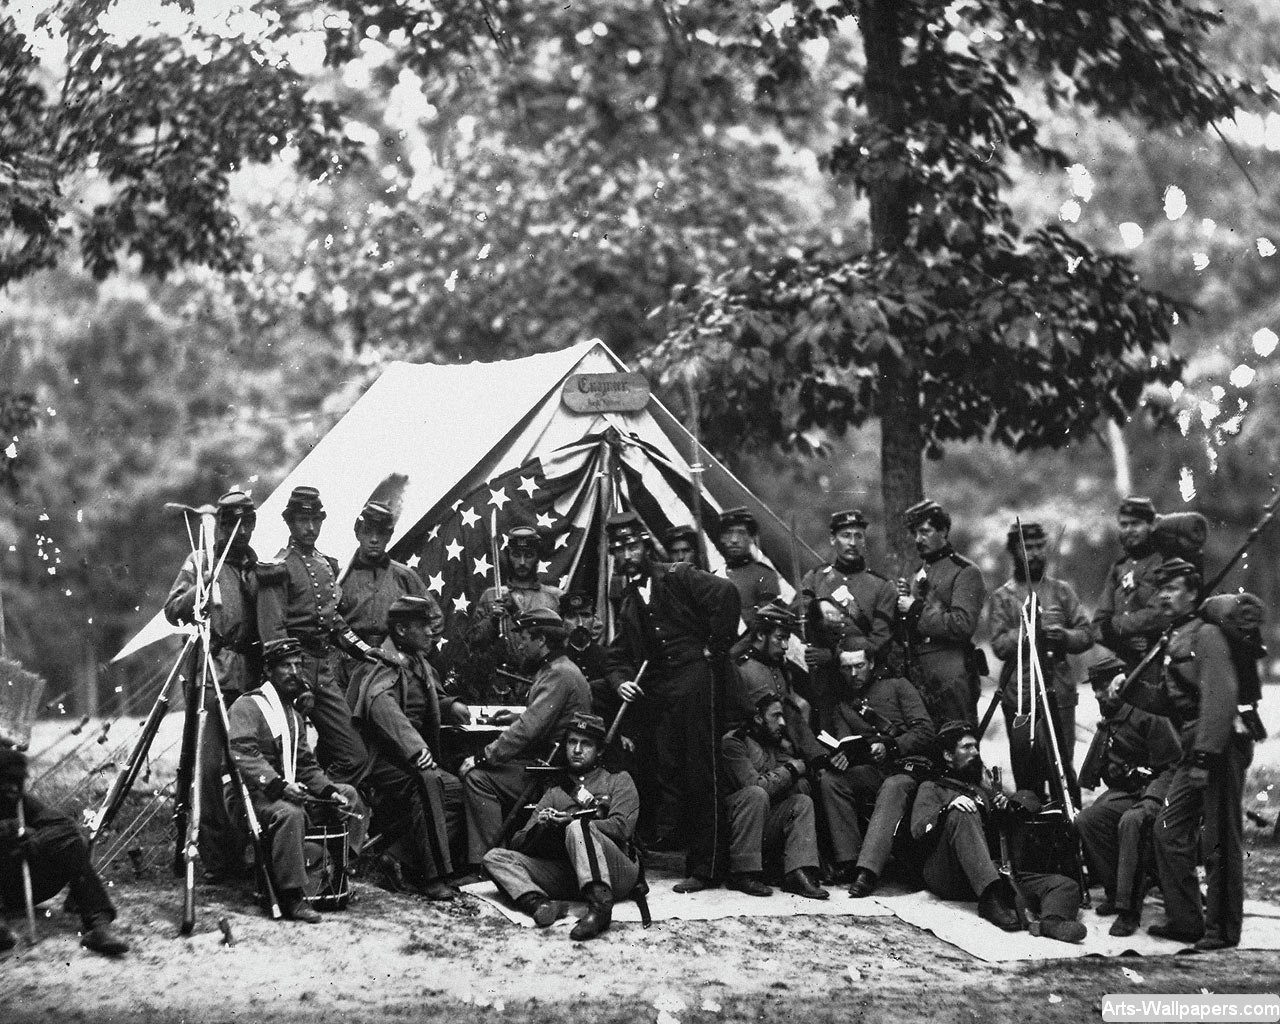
228, 638, 365, 924
720, 694, 829, 901
911, 722, 1087, 944
0, 747, 129, 955
816, 648, 936, 896
484, 713, 640, 941
460, 608, 591, 865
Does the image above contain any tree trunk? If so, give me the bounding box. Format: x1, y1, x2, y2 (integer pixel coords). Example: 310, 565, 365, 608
860, 0, 922, 568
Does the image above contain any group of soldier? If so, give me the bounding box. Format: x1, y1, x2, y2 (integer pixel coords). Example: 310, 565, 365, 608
0, 484, 1262, 955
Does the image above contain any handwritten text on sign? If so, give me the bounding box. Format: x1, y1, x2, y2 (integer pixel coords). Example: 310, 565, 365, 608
561, 372, 651, 413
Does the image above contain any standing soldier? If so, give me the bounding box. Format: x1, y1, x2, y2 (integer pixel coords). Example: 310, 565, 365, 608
898, 500, 987, 725
1092, 497, 1165, 674
796, 509, 897, 724
1111, 558, 1253, 950
256, 486, 394, 785
664, 524, 703, 568
714, 507, 780, 631
349, 597, 464, 901
1076, 656, 1181, 937
163, 489, 261, 880
987, 521, 1093, 798
470, 525, 564, 700
338, 499, 441, 682
604, 511, 740, 891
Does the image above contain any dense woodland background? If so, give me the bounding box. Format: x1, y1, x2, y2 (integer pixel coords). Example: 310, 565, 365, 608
1, 0, 1279, 713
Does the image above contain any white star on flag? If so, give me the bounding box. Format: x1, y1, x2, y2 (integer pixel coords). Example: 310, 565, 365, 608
554, 533, 570, 550
427, 572, 444, 594
406, 553, 421, 568
518, 476, 538, 499
473, 554, 493, 578
538, 560, 551, 575
488, 487, 510, 511
438, 637, 449, 649
445, 539, 465, 561
452, 499, 462, 511
428, 525, 440, 541
452, 593, 471, 614
536, 512, 556, 529
460, 507, 480, 528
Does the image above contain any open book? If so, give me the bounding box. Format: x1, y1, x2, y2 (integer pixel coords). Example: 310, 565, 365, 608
816, 730, 883, 762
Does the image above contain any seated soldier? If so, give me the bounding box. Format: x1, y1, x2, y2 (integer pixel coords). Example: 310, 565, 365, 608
484, 712, 640, 941
911, 722, 1086, 943
228, 638, 364, 923
460, 609, 591, 864
1076, 656, 1181, 937
720, 694, 829, 900
349, 596, 464, 901
728, 602, 824, 758
816, 648, 937, 895
0, 747, 129, 955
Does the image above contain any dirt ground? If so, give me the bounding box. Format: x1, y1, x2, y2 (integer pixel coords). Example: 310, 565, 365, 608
2, 819, 1279, 1024
5, 702, 1280, 1022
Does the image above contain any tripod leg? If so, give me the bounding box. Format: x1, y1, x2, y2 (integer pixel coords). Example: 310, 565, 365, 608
179, 642, 212, 935
172, 640, 204, 877
89, 634, 197, 853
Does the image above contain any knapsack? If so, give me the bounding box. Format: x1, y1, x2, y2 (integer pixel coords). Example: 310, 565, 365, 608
1198, 592, 1267, 740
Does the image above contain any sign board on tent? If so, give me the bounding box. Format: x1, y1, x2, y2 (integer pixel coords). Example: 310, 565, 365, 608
561, 372, 650, 413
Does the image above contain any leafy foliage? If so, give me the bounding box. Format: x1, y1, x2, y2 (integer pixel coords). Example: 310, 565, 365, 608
647, 0, 1273, 548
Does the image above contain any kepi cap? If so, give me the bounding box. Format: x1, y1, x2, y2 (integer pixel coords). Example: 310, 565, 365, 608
1118, 496, 1157, 522
283, 486, 325, 517
830, 509, 868, 533
565, 712, 607, 744
717, 506, 758, 534
357, 500, 395, 529
262, 637, 303, 666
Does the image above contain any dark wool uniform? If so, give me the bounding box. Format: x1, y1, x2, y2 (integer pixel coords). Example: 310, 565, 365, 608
911, 773, 1080, 922
606, 562, 741, 880
472, 580, 565, 645
901, 547, 986, 724
227, 684, 364, 893
1076, 705, 1181, 916
987, 575, 1093, 793
795, 558, 897, 722
1123, 614, 1253, 945
816, 676, 936, 874
720, 727, 820, 877
724, 558, 780, 631
164, 543, 261, 877
485, 766, 641, 903
349, 638, 463, 883
728, 647, 824, 761
1, 793, 117, 932
340, 554, 436, 647
256, 541, 370, 784
463, 652, 591, 861
1091, 544, 1165, 671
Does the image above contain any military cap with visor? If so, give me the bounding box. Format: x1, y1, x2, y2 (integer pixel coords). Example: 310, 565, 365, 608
903, 498, 950, 532
606, 511, 650, 549
564, 711, 608, 744
515, 607, 567, 636
829, 509, 868, 533
1151, 557, 1200, 588
357, 500, 396, 530
283, 486, 325, 518
560, 591, 596, 616
1117, 496, 1157, 522
717, 506, 758, 535
262, 636, 304, 666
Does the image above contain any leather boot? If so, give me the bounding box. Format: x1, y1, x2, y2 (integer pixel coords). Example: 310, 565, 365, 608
80, 920, 130, 955
977, 881, 1020, 932
1109, 911, 1140, 937
782, 868, 829, 900
847, 868, 878, 899
727, 872, 773, 897
1039, 916, 1087, 944
515, 892, 558, 928
282, 890, 322, 924
570, 883, 613, 941
419, 879, 460, 902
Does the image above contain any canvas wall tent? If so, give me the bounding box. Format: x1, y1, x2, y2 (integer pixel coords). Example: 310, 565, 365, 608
113, 339, 821, 663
